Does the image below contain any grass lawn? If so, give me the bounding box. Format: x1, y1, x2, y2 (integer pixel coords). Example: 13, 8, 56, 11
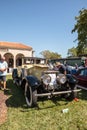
0, 75, 87, 130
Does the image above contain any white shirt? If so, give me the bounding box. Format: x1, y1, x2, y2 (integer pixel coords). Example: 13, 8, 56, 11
0, 61, 8, 76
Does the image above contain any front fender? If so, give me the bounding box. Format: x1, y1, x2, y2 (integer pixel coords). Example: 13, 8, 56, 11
26, 75, 41, 88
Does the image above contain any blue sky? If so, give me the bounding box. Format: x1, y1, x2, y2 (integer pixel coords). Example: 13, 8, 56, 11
0, 0, 87, 57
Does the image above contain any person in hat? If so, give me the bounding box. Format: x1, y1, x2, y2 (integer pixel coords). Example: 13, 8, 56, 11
0, 55, 8, 90
56, 62, 67, 75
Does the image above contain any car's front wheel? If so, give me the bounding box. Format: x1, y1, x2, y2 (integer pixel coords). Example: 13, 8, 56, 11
25, 82, 37, 107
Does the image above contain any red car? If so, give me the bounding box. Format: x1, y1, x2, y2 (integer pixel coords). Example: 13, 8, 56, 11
74, 67, 87, 90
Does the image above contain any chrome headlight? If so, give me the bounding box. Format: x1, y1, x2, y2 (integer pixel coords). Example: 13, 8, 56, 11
42, 74, 51, 85
57, 74, 66, 84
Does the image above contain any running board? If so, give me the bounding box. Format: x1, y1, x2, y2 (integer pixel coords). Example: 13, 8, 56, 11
35, 89, 81, 97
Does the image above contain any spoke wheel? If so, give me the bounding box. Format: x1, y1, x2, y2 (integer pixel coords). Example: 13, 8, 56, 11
25, 82, 37, 107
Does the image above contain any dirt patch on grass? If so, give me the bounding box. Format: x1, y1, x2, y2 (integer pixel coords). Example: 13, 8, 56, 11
0, 91, 8, 125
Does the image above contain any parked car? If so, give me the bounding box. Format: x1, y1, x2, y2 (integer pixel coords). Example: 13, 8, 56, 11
73, 67, 87, 90
12, 57, 80, 107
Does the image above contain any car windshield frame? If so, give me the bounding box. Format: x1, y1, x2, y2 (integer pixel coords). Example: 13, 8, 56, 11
22, 57, 47, 65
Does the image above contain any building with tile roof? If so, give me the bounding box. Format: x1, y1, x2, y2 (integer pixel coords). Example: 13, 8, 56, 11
0, 41, 34, 71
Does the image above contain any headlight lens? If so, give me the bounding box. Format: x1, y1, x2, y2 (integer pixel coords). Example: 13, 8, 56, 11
42, 74, 51, 85
57, 74, 66, 84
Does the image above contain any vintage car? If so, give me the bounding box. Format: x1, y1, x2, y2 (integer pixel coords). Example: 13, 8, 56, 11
73, 67, 87, 90
12, 57, 80, 107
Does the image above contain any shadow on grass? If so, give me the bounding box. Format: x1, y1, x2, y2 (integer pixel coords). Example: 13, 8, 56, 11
4, 79, 28, 109
4, 78, 87, 110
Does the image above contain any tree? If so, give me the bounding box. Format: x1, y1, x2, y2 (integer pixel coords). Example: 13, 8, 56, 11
67, 47, 78, 57
40, 50, 61, 59
72, 8, 87, 55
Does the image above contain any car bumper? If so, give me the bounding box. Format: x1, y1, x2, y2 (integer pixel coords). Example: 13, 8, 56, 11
35, 89, 81, 97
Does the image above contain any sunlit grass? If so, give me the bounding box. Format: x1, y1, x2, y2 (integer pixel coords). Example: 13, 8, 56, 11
0, 75, 87, 130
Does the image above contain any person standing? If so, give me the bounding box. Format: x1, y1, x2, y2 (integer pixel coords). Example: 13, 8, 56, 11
0, 56, 8, 90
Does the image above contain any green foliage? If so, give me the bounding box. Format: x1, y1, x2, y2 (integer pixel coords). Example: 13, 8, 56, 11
0, 75, 87, 130
72, 8, 87, 55
40, 50, 61, 59
67, 47, 78, 57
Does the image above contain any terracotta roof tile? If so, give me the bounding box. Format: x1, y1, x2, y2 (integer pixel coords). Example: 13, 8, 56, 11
0, 41, 32, 50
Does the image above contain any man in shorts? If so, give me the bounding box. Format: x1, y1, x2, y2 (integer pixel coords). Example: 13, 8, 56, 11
0, 55, 8, 90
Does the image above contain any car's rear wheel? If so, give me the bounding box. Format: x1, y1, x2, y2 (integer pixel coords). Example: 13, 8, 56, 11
25, 82, 37, 107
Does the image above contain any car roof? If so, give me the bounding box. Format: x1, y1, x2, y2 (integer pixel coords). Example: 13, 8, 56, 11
22, 57, 46, 60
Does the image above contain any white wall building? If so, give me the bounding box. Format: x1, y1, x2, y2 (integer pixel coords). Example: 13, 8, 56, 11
0, 41, 34, 69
